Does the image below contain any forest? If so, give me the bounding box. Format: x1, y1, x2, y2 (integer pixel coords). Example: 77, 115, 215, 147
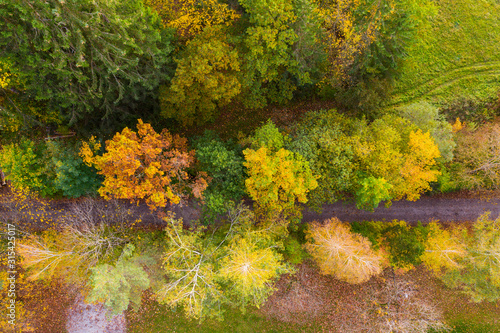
1, 0, 500, 331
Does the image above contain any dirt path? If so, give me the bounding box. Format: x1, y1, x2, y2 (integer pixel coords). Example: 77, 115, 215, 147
302, 196, 500, 224
2, 189, 500, 228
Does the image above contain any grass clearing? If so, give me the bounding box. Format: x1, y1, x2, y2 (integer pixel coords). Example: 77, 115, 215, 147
390, 0, 500, 107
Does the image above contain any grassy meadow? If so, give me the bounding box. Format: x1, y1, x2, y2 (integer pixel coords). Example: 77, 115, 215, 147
389, 0, 500, 108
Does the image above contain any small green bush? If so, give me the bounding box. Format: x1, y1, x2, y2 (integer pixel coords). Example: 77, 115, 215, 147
282, 236, 307, 265
192, 131, 246, 222
46, 140, 102, 198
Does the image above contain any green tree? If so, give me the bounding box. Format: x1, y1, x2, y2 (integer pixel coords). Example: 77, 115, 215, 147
46, 140, 102, 198
355, 176, 392, 211
0, 0, 174, 129
192, 131, 246, 222
289, 110, 358, 210
87, 244, 150, 316
238, 0, 311, 107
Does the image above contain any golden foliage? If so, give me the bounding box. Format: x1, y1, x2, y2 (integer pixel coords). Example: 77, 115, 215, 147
143, 0, 239, 38
398, 130, 441, 201
81, 119, 208, 210
243, 147, 318, 221
159, 26, 241, 126
305, 218, 383, 283
421, 222, 467, 275
220, 235, 288, 309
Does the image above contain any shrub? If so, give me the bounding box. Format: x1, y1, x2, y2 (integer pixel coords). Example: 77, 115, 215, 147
0, 138, 57, 196
46, 140, 102, 198
192, 131, 246, 222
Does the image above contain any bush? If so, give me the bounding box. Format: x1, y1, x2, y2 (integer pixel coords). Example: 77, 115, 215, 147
0, 138, 57, 196
0, 138, 102, 198
46, 140, 102, 198
282, 236, 307, 265
192, 131, 246, 222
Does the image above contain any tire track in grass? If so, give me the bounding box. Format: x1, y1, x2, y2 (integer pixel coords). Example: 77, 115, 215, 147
389, 61, 500, 107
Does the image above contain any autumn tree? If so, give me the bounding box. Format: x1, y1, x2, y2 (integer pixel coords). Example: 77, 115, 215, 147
143, 0, 239, 40
289, 110, 441, 210
398, 102, 456, 162
441, 213, 500, 302
452, 121, 500, 189
353, 115, 441, 206
420, 221, 467, 274
159, 26, 241, 126
18, 217, 127, 286
305, 218, 384, 283
243, 121, 318, 222
158, 204, 289, 320
0, 0, 174, 129
80, 119, 208, 211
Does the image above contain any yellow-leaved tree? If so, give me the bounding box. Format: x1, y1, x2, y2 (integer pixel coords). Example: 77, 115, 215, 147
305, 218, 384, 283
159, 26, 241, 125
243, 121, 318, 222
421, 221, 467, 275
81, 119, 208, 210
158, 204, 289, 320
354, 115, 441, 204
143, 0, 239, 39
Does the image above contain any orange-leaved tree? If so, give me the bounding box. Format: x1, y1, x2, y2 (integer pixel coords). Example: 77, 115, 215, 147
80, 119, 208, 210
305, 218, 384, 283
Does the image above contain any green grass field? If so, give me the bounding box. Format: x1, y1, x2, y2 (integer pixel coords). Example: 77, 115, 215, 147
389, 0, 500, 108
